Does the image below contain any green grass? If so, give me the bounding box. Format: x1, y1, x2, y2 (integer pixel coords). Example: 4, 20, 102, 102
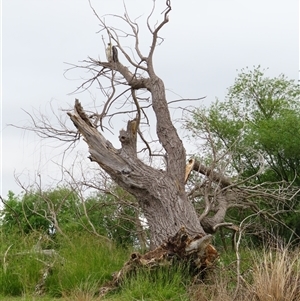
0, 233, 49, 296
1, 231, 300, 301
107, 264, 190, 301
0, 231, 130, 299
44, 233, 131, 297
1, 297, 61, 301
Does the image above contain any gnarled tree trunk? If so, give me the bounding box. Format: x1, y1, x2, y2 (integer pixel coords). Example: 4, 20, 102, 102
68, 99, 205, 248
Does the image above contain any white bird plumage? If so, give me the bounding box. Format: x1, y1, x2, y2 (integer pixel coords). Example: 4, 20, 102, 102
106, 43, 112, 62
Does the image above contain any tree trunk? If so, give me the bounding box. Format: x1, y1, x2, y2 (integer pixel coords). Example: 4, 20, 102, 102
68, 99, 205, 248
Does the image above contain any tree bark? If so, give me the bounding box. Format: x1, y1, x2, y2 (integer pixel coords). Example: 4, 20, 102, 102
68, 99, 205, 248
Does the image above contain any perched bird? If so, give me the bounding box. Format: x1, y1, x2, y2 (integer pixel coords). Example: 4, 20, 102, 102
106, 43, 119, 63
105, 43, 112, 62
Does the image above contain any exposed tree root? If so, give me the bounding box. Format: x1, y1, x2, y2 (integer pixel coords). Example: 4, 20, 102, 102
99, 226, 218, 297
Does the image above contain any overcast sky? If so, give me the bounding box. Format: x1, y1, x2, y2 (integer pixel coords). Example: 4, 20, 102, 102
1, 0, 299, 199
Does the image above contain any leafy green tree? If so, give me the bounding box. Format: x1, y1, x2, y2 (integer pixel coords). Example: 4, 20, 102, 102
0, 188, 80, 235
188, 67, 300, 182
82, 187, 140, 247
1, 186, 142, 247
186, 67, 300, 243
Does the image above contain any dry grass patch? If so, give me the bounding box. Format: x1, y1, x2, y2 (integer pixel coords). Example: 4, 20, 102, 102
250, 248, 300, 301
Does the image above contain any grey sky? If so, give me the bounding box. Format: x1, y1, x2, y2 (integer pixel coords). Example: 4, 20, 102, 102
1, 0, 299, 198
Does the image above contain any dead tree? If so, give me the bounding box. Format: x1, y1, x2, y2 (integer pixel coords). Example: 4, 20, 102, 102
66, 1, 209, 249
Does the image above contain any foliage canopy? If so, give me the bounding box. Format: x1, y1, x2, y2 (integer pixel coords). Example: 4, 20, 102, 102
186, 66, 300, 241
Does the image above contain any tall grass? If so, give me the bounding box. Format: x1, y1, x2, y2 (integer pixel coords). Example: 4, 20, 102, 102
0, 231, 130, 298
107, 264, 190, 301
44, 232, 131, 297
251, 249, 300, 301
0, 232, 46, 296
189, 247, 300, 301
1, 231, 300, 301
